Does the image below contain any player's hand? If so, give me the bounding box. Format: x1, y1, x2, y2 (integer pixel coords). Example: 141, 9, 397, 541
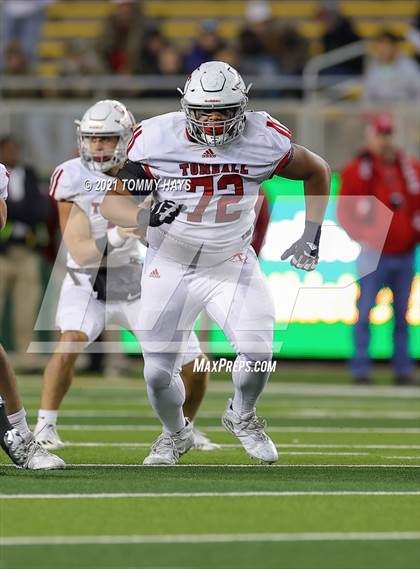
148, 200, 184, 227
281, 221, 321, 271
118, 225, 148, 246
107, 225, 147, 249
117, 226, 140, 240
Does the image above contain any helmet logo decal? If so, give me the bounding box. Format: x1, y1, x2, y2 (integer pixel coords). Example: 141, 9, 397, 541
200, 70, 226, 93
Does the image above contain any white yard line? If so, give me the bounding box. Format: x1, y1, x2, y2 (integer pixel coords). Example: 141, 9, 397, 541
13, 463, 419, 468
1, 491, 419, 500
56, 425, 420, 433
31, 410, 420, 419
1, 532, 419, 546
2, 462, 419, 468
55, 444, 420, 459
283, 411, 420, 419
60, 442, 420, 449
386, 456, 420, 460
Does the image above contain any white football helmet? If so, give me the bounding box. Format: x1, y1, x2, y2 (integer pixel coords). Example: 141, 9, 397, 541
180, 61, 251, 146
76, 99, 136, 172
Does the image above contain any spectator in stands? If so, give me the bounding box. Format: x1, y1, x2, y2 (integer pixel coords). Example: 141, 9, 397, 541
237, 1, 278, 76
238, 1, 308, 96
214, 47, 240, 69
2, 41, 36, 98
184, 20, 226, 73
274, 24, 309, 77
0, 136, 49, 370
317, 2, 363, 75
2, 41, 29, 75
406, 12, 420, 59
137, 27, 168, 74
96, 0, 144, 74
157, 44, 185, 76
144, 43, 185, 97
337, 115, 420, 386
363, 31, 420, 104
59, 39, 102, 77
1, 0, 52, 68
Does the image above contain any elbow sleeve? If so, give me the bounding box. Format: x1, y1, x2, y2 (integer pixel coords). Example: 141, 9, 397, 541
116, 160, 153, 197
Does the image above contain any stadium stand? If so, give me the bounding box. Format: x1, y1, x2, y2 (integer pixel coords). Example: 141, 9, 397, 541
35, 0, 418, 77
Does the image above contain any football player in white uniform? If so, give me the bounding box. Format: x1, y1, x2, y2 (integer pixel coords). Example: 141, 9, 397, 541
101, 62, 331, 465
34, 100, 218, 452
0, 163, 65, 469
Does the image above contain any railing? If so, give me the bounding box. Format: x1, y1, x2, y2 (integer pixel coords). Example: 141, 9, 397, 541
0, 73, 362, 99
0, 100, 417, 177
302, 41, 367, 100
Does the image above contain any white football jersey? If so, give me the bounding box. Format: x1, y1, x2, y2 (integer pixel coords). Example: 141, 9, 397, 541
127, 111, 292, 264
50, 157, 142, 269
0, 162, 9, 199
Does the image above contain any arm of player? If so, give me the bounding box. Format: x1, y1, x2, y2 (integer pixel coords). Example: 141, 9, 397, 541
58, 201, 135, 266
0, 198, 6, 231
100, 177, 143, 228
58, 201, 104, 266
278, 144, 331, 271
100, 161, 184, 229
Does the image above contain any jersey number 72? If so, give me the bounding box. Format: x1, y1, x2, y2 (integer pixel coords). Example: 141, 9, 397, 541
186, 174, 243, 223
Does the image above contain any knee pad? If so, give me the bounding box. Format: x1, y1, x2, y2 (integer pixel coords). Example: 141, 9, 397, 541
240, 352, 272, 366
143, 356, 176, 391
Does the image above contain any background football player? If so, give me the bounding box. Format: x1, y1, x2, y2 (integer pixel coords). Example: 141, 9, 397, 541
34, 100, 218, 452
101, 62, 331, 465
0, 162, 65, 469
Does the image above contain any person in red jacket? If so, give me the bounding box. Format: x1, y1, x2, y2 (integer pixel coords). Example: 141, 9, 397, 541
338, 114, 420, 385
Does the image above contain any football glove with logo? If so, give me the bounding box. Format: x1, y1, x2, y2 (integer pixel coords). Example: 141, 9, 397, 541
281, 220, 321, 271
137, 200, 183, 228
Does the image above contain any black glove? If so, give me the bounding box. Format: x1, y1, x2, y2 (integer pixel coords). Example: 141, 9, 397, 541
281, 220, 321, 271
137, 200, 183, 228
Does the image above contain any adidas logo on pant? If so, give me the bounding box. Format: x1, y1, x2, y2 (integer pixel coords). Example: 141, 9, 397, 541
149, 269, 160, 278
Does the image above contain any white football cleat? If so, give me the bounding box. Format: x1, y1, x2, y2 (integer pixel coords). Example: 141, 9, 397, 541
34, 423, 65, 450
143, 420, 194, 465
191, 428, 221, 451
3, 429, 65, 470
222, 399, 278, 463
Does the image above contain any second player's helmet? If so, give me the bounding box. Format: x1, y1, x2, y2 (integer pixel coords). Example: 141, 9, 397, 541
76, 99, 135, 172
180, 61, 250, 146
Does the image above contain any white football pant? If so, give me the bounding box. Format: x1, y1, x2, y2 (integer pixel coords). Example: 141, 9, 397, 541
138, 247, 275, 432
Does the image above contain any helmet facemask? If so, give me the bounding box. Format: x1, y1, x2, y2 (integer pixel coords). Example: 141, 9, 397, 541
182, 99, 247, 146
77, 129, 132, 173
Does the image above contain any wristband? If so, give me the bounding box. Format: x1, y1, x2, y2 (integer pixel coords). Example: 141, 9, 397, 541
107, 226, 126, 248
136, 207, 150, 228
303, 220, 321, 246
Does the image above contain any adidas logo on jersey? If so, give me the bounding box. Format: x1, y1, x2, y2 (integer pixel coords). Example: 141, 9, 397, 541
202, 148, 216, 158
229, 253, 248, 264
149, 268, 160, 278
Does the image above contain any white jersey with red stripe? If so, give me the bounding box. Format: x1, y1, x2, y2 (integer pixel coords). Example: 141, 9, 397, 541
0, 162, 9, 199
127, 110, 292, 265
50, 157, 142, 269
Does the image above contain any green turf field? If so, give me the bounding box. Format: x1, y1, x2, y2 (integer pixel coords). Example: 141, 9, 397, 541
1, 367, 419, 569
